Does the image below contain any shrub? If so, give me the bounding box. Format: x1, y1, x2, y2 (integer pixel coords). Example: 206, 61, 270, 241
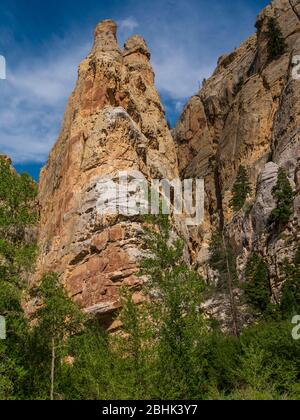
267, 17, 286, 61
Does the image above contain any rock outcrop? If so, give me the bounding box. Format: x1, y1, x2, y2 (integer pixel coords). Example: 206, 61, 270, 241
36, 0, 300, 331
174, 0, 300, 315
35, 20, 178, 327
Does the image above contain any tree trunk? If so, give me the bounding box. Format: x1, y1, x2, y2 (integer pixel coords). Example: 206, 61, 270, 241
50, 337, 55, 401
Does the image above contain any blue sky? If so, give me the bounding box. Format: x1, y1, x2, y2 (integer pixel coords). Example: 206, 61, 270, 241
0, 0, 270, 180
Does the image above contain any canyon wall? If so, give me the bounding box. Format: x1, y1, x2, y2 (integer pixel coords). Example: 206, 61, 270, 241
36, 0, 300, 328
174, 0, 300, 319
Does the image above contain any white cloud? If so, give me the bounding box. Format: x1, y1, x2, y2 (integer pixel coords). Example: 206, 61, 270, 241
0, 37, 89, 163
118, 17, 139, 33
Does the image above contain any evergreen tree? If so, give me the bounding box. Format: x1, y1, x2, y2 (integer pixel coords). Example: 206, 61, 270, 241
280, 245, 300, 317
267, 17, 286, 61
209, 230, 227, 274
230, 166, 252, 212
269, 168, 293, 229
243, 252, 271, 313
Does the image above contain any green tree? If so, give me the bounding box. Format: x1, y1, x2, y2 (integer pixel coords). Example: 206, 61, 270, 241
209, 230, 227, 274
118, 288, 153, 398
267, 17, 286, 61
243, 252, 271, 313
269, 168, 293, 229
238, 321, 300, 399
0, 157, 37, 399
0, 157, 37, 287
280, 245, 300, 317
59, 322, 125, 400
140, 215, 208, 399
0, 158, 37, 228
30, 273, 84, 400
230, 166, 252, 212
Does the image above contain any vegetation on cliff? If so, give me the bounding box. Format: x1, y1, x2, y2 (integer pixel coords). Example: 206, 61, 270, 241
243, 252, 271, 313
280, 246, 300, 318
230, 166, 252, 213
267, 17, 287, 61
269, 167, 294, 230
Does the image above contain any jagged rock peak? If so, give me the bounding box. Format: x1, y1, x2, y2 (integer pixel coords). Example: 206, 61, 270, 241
123, 35, 151, 59
0, 154, 12, 164
92, 19, 120, 54
92, 19, 151, 61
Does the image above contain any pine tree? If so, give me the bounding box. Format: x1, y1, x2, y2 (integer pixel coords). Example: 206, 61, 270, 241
269, 168, 293, 229
267, 17, 286, 61
230, 166, 252, 212
209, 230, 227, 274
280, 245, 300, 317
243, 253, 271, 313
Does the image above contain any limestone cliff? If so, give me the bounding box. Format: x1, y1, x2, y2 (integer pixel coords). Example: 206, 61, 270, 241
35, 20, 178, 328
174, 0, 300, 321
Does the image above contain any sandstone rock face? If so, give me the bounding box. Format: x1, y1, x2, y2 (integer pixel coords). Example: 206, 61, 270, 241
35, 20, 178, 325
174, 0, 300, 322
36, 1, 300, 331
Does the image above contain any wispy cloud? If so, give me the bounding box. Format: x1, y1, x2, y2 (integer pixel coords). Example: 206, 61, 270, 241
0, 36, 89, 163
118, 16, 139, 33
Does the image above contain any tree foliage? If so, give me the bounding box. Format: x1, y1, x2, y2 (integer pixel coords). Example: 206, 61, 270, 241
29, 273, 85, 400
0, 159, 300, 400
230, 166, 252, 212
0, 158, 37, 399
280, 246, 300, 317
139, 215, 208, 399
243, 252, 271, 313
269, 168, 293, 229
267, 17, 286, 61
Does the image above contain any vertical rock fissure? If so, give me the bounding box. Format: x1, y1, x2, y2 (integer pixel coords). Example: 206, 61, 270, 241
212, 156, 239, 336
